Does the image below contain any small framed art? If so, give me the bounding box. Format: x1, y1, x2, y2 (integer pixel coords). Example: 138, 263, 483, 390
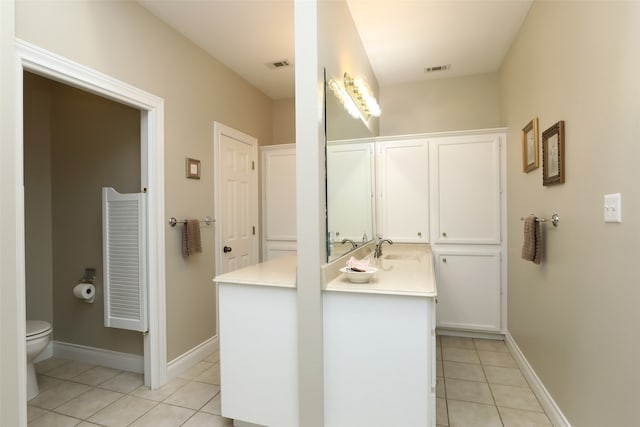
542, 121, 565, 186
521, 117, 539, 172
186, 158, 201, 179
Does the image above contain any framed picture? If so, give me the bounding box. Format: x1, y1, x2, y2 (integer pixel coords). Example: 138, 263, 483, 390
521, 117, 539, 172
186, 158, 201, 179
542, 121, 565, 186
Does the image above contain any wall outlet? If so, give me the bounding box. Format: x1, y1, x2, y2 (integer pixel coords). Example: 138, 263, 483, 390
604, 193, 622, 223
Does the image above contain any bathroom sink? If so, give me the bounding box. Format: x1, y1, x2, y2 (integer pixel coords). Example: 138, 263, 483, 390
382, 253, 420, 261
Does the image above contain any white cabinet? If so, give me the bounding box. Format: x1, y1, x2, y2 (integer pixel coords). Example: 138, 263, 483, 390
433, 249, 501, 332
323, 291, 436, 427
429, 133, 502, 244
218, 282, 298, 426
376, 138, 429, 242
261, 145, 296, 260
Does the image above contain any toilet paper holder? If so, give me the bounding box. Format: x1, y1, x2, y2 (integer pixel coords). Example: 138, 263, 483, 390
80, 268, 96, 284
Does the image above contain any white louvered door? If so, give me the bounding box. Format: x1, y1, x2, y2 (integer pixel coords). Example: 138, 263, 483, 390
102, 187, 148, 332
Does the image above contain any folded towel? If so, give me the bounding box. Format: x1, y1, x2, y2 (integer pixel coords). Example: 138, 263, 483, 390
521, 215, 541, 264
182, 219, 202, 257
346, 256, 370, 272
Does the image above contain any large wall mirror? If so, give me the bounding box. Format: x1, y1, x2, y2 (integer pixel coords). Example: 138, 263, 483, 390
325, 70, 376, 261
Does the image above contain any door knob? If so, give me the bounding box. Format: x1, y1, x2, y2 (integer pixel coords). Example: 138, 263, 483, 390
223, 246, 232, 253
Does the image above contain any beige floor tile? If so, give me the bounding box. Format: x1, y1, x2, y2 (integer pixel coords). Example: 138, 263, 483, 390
499, 407, 553, 426
76, 422, 104, 427
194, 363, 221, 385
99, 371, 144, 394
203, 351, 220, 364
55, 387, 123, 420
478, 350, 518, 368
474, 338, 509, 353
183, 412, 233, 427
436, 397, 448, 426
71, 366, 122, 386
491, 384, 543, 412
27, 405, 48, 423
441, 336, 476, 349
484, 365, 529, 388
163, 381, 220, 410
178, 362, 214, 380
129, 403, 195, 427
131, 377, 190, 402
445, 378, 494, 405
442, 347, 480, 364
88, 395, 157, 427
447, 400, 502, 427
443, 361, 486, 382
27, 411, 81, 427
35, 374, 64, 392
200, 393, 222, 415
35, 357, 70, 374
28, 380, 91, 410
45, 361, 95, 380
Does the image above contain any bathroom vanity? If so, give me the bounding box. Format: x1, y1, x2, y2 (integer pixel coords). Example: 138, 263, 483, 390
214, 243, 437, 427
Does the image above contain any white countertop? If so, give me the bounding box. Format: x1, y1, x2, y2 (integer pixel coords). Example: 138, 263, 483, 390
213, 254, 296, 289
324, 244, 437, 298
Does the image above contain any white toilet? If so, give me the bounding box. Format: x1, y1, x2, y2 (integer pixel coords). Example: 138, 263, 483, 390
26, 320, 52, 400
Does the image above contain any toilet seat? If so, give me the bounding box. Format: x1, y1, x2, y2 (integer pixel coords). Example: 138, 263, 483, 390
26, 320, 52, 341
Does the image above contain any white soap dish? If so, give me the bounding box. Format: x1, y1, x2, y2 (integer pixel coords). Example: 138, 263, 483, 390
339, 267, 378, 283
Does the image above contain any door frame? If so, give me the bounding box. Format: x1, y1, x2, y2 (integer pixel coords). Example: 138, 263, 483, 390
212, 121, 259, 276
14, 40, 167, 389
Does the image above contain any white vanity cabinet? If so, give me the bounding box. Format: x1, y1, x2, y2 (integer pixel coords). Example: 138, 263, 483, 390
434, 249, 502, 332
261, 144, 296, 261
376, 138, 429, 243
429, 133, 502, 244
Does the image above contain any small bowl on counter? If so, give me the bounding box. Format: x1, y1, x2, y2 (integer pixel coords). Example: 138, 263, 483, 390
339, 266, 378, 283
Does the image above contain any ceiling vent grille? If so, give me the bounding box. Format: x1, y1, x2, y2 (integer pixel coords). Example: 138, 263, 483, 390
424, 64, 451, 73
267, 60, 291, 69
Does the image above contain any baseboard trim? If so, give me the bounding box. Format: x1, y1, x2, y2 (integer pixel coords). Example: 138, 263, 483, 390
437, 328, 505, 340
167, 335, 219, 380
52, 341, 144, 373
504, 332, 571, 427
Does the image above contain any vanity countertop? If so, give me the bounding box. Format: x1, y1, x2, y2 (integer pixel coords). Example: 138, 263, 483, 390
213, 254, 296, 289
324, 243, 437, 298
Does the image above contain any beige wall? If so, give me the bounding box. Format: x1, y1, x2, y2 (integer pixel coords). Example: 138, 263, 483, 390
16, 0, 274, 361
379, 72, 500, 136
500, 2, 640, 425
24, 73, 143, 354
273, 98, 296, 145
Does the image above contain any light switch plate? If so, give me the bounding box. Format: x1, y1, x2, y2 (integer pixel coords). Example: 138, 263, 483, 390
604, 193, 622, 223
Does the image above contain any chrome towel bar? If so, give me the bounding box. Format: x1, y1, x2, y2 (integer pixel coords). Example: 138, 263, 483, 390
169, 216, 214, 227
520, 213, 560, 227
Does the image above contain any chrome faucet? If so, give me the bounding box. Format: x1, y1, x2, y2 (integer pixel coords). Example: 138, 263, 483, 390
341, 238, 358, 250
374, 237, 393, 258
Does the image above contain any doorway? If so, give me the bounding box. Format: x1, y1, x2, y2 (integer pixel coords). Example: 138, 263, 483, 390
213, 122, 259, 275
16, 40, 167, 391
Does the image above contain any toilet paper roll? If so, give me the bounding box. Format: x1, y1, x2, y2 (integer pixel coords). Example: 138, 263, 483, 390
73, 283, 95, 303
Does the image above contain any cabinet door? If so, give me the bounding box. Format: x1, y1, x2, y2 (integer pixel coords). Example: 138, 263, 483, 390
261, 145, 296, 260
430, 134, 501, 244
377, 139, 429, 242
434, 250, 501, 332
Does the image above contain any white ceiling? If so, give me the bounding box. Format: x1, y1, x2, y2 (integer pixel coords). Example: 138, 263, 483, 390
138, 0, 532, 100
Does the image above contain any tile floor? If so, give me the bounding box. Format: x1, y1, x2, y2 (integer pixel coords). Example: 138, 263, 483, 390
436, 335, 553, 427
29, 336, 553, 426
28, 350, 232, 426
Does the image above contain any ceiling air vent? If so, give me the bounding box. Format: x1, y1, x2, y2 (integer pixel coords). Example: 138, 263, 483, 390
267, 60, 291, 69
424, 64, 451, 73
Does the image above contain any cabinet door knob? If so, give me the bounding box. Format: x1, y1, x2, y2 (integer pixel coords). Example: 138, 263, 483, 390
442, 232, 447, 238
417, 231, 422, 237
223, 246, 233, 253
442, 257, 447, 263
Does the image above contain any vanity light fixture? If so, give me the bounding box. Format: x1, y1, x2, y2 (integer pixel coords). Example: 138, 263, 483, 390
328, 77, 361, 119
343, 72, 381, 120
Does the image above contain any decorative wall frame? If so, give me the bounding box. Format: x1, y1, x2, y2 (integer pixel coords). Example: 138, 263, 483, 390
521, 117, 539, 172
186, 158, 201, 179
542, 121, 565, 185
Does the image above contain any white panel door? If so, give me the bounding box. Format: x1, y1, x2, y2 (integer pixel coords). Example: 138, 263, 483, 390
377, 138, 429, 242
434, 250, 501, 331
214, 123, 258, 274
430, 134, 501, 244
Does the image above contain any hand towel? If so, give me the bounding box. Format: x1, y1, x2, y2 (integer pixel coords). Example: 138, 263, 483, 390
346, 256, 370, 272
521, 215, 541, 264
182, 219, 202, 257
